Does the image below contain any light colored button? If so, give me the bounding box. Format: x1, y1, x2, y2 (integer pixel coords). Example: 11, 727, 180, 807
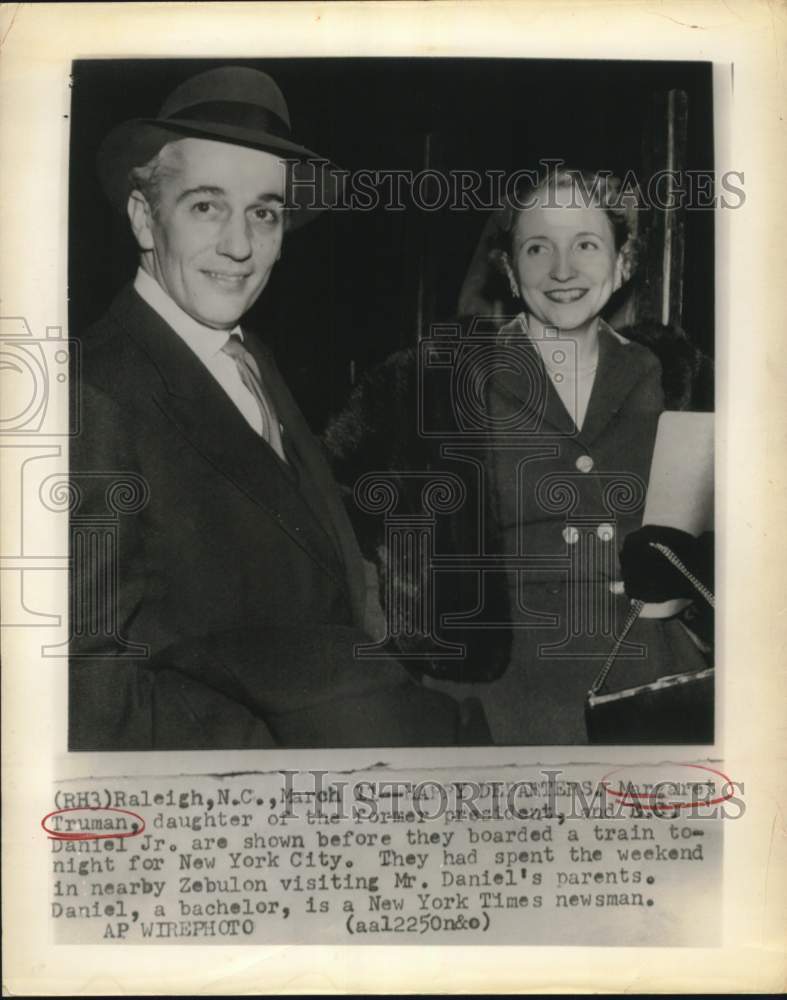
575, 454, 594, 473
597, 522, 615, 542
562, 525, 580, 545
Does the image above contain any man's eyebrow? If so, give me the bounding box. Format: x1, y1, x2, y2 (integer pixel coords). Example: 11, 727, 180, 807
176, 185, 225, 204
174, 187, 285, 206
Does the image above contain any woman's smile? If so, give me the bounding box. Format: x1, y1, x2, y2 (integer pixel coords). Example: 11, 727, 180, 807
543, 288, 589, 303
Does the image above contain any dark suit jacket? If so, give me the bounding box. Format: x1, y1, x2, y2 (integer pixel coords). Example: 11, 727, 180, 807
69, 284, 463, 749
488, 315, 665, 572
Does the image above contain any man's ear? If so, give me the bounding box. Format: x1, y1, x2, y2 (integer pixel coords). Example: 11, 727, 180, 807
127, 191, 156, 252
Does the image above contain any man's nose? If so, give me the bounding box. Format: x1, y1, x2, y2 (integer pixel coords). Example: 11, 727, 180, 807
217, 212, 252, 260
550, 248, 577, 282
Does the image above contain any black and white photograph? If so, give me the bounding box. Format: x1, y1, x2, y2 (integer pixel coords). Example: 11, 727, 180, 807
68, 55, 717, 750
3, 2, 786, 991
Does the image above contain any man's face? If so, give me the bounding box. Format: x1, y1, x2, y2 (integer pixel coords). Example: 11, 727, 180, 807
131, 138, 286, 329
511, 186, 622, 333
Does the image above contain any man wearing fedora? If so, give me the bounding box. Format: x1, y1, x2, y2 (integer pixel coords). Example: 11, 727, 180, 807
70, 65, 468, 750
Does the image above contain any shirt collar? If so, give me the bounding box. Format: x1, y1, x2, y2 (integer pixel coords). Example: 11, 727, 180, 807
500, 311, 630, 347
133, 267, 243, 364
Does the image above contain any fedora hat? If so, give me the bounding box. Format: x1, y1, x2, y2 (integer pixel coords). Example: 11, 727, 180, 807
97, 66, 340, 229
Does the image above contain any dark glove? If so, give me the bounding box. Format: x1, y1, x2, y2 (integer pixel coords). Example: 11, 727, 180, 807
619, 525, 713, 602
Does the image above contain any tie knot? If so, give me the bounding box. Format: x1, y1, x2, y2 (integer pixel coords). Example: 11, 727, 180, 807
222, 334, 261, 379
222, 334, 247, 360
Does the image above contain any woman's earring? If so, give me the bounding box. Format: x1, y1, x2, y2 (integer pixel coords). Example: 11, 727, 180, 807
501, 253, 521, 300
615, 240, 635, 289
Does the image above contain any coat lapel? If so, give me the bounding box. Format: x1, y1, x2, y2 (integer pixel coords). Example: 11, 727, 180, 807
489, 315, 655, 444
577, 323, 653, 446
489, 315, 578, 437
109, 286, 350, 590
242, 335, 368, 621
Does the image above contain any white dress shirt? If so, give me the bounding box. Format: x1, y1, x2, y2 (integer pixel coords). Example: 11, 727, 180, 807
134, 267, 266, 436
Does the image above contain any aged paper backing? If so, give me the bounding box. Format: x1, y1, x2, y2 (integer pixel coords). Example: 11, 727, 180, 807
1, 0, 786, 993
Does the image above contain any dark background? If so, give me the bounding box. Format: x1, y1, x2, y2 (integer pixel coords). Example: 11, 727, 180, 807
69, 58, 714, 431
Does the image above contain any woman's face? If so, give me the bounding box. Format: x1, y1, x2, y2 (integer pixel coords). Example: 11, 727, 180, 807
511, 186, 623, 333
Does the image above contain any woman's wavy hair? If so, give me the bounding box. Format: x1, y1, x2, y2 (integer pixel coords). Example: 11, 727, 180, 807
489, 165, 641, 289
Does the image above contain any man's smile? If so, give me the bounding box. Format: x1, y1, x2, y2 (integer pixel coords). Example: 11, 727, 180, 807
202, 270, 253, 287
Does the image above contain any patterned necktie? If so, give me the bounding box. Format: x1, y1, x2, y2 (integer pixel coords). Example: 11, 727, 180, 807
222, 335, 286, 462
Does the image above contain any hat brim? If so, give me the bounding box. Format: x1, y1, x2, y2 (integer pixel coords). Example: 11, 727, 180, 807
97, 118, 342, 230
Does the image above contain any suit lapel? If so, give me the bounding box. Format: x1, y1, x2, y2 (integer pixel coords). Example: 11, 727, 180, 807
244, 337, 368, 621
489, 316, 655, 445
578, 323, 652, 446
489, 315, 577, 437
109, 286, 349, 588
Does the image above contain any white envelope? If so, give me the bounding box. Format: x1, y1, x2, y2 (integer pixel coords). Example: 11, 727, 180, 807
639, 411, 714, 618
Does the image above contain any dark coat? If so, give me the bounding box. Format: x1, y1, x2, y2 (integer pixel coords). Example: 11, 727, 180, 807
487, 316, 664, 574
69, 285, 465, 749
322, 323, 514, 684
323, 316, 712, 744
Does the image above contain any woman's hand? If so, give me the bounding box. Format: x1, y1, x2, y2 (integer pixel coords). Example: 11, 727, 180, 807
618, 525, 713, 602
